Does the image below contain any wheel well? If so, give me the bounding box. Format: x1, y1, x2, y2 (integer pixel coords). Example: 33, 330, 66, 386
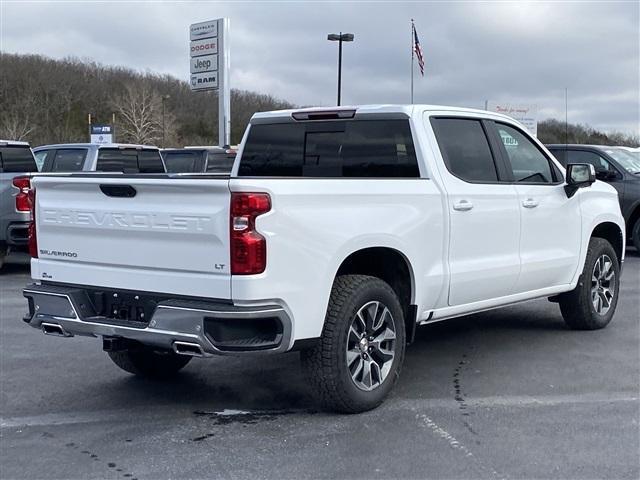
591, 222, 624, 264
336, 247, 416, 342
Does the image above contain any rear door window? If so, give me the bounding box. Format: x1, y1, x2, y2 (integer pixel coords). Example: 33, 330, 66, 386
0, 146, 37, 173
430, 118, 498, 182
239, 119, 419, 177
50, 149, 86, 171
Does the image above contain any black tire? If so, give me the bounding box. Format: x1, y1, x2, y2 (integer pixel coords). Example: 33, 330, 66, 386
0, 246, 6, 270
107, 344, 192, 379
301, 275, 406, 413
559, 237, 620, 330
631, 219, 640, 252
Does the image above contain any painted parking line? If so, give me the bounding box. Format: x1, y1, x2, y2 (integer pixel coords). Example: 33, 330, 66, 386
1, 392, 637, 429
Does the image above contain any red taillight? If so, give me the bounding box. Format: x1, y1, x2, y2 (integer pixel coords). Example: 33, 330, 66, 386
28, 187, 38, 258
12, 176, 31, 212
230, 192, 271, 274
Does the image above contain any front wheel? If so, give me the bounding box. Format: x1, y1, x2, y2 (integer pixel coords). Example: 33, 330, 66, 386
301, 275, 406, 413
559, 237, 620, 330
107, 344, 192, 379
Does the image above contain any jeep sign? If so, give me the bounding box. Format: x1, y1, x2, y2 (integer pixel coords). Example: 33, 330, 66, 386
191, 54, 218, 74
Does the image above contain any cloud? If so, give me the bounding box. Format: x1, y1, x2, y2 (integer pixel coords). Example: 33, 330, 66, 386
1, 0, 638, 134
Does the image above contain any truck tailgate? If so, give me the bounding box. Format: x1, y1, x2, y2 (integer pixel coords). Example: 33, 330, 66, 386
31, 176, 231, 299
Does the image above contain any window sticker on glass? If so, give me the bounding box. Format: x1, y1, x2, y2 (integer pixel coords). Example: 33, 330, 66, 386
500, 131, 519, 147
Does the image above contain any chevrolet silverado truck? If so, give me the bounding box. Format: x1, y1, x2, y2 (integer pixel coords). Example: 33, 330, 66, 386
22, 105, 625, 413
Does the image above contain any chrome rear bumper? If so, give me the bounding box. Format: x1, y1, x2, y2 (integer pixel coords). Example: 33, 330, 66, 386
23, 283, 292, 355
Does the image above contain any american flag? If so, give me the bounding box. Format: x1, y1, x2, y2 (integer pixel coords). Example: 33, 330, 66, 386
413, 22, 425, 76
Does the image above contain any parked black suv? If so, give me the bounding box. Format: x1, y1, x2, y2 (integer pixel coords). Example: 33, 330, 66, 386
547, 144, 640, 250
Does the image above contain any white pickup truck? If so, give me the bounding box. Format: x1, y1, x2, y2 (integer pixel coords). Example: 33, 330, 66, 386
22, 105, 625, 413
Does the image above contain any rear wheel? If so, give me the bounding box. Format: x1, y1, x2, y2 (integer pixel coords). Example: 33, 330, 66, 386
559, 237, 620, 330
107, 344, 192, 379
0, 245, 6, 270
301, 275, 406, 413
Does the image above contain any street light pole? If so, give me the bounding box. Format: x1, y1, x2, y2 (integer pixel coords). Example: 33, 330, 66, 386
161, 95, 170, 148
337, 33, 342, 106
327, 32, 354, 106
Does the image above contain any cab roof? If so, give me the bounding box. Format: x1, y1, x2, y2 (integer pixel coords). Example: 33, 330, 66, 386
33, 143, 159, 150
251, 104, 516, 123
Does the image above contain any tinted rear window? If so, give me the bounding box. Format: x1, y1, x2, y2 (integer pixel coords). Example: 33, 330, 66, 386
0, 146, 37, 173
163, 151, 205, 173
206, 152, 236, 172
239, 119, 419, 177
51, 149, 87, 171
431, 118, 498, 182
138, 150, 165, 173
96, 149, 164, 173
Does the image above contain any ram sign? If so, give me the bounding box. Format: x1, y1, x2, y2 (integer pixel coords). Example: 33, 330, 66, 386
190, 72, 218, 89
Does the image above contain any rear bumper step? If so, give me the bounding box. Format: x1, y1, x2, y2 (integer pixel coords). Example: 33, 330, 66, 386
23, 283, 292, 355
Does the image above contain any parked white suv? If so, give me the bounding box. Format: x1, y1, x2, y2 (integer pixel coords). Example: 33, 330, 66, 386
22, 105, 625, 412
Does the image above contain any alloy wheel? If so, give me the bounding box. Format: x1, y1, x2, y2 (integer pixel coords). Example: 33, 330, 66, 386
345, 300, 397, 391
591, 254, 616, 315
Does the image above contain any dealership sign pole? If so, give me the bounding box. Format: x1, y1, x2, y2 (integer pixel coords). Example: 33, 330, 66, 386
190, 18, 230, 147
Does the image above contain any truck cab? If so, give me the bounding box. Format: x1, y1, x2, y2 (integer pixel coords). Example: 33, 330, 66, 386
33, 143, 165, 173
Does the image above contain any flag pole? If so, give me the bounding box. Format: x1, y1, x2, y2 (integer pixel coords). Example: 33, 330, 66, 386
410, 19, 414, 104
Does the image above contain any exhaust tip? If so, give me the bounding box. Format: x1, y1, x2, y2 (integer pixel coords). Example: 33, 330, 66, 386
41, 322, 72, 337
173, 341, 204, 357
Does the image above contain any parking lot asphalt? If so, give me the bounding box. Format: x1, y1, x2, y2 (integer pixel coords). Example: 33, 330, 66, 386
1, 252, 638, 480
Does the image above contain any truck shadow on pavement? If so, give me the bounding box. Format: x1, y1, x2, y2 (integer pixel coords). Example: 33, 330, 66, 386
90, 299, 575, 416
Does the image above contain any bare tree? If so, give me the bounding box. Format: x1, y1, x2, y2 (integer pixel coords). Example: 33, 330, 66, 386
0, 111, 35, 140
111, 83, 164, 144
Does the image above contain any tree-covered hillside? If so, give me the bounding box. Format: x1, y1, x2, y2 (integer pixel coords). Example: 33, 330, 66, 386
0, 52, 293, 147
0, 52, 637, 148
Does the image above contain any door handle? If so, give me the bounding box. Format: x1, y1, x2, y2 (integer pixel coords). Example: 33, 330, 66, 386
100, 184, 137, 198
453, 200, 474, 211
522, 198, 539, 209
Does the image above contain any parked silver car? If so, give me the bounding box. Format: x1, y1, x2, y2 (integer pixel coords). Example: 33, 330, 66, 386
33, 143, 165, 173
0, 140, 38, 268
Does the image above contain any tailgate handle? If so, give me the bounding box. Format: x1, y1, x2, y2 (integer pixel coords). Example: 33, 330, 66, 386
100, 184, 137, 198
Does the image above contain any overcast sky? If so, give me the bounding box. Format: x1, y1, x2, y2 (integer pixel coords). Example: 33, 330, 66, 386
1, 0, 638, 134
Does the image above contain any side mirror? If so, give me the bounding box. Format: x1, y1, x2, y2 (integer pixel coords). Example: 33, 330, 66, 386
565, 163, 596, 198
